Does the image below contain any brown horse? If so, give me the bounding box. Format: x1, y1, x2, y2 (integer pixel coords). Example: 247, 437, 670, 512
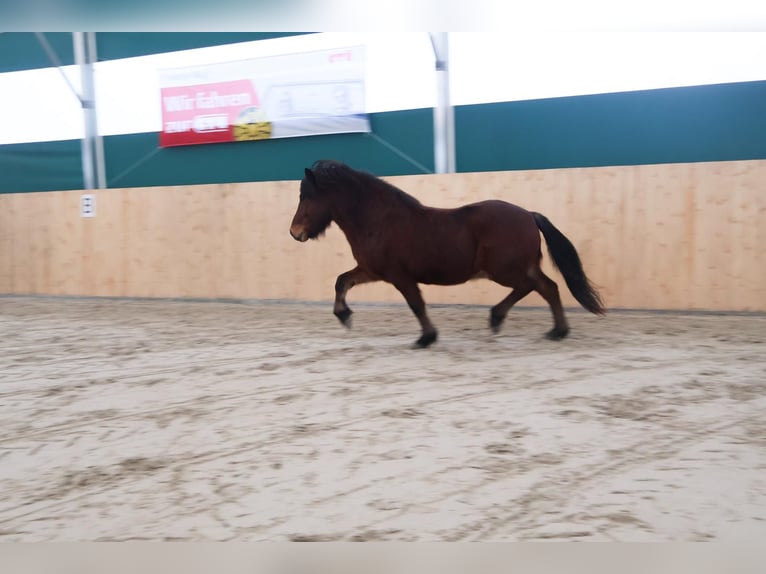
290, 160, 605, 348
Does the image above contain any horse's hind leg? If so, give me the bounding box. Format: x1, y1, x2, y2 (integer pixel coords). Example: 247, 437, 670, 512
393, 280, 437, 348
490, 280, 534, 333
531, 270, 570, 340
334, 266, 374, 327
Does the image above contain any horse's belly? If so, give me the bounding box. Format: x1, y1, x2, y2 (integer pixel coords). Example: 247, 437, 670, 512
407, 233, 481, 285
414, 259, 481, 285
421, 272, 488, 285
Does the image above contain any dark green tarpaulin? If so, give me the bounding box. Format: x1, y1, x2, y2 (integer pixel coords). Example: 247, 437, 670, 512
1, 80, 765, 193
0, 32, 312, 73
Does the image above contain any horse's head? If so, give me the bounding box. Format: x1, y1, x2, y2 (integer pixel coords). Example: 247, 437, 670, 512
289, 167, 333, 242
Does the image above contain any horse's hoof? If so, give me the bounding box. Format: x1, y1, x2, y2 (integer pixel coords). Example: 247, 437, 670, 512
414, 331, 438, 348
545, 327, 569, 340
489, 311, 504, 334
335, 308, 353, 328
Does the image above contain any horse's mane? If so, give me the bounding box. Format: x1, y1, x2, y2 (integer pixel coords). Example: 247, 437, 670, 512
310, 160, 422, 208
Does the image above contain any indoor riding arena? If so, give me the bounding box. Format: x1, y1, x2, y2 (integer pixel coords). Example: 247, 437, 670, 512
1, 33, 765, 542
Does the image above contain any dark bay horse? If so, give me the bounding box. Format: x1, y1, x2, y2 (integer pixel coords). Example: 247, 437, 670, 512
289, 160, 605, 348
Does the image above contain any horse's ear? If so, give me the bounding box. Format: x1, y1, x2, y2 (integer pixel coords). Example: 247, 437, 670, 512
304, 167, 317, 187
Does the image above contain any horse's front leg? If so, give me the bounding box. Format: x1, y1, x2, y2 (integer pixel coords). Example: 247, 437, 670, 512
334, 266, 374, 327
393, 280, 438, 348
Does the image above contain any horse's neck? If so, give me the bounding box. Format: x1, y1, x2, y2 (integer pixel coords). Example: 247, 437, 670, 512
329, 191, 397, 242
328, 193, 364, 241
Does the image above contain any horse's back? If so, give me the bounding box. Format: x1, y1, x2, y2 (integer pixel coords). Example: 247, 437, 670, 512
458, 199, 539, 238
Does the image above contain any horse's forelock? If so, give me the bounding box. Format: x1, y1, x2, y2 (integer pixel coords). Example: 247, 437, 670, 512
308, 160, 359, 193
311, 159, 352, 183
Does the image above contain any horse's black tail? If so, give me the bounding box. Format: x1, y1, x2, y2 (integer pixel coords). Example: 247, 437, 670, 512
532, 212, 606, 315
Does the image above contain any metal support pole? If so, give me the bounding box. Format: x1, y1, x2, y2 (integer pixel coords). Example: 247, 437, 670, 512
87, 32, 106, 190
73, 32, 106, 190
429, 32, 455, 174
73, 33, 94, 190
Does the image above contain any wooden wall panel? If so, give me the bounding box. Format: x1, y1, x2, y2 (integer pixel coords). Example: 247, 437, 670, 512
84, 189, 124, 297
48, 192, 82, 295
691, 162, 766, 310
0, 193, 11, 293
1, 159, 764, 311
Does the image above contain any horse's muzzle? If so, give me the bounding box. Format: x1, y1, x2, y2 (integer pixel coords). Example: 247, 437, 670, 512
289, 226, 307, 242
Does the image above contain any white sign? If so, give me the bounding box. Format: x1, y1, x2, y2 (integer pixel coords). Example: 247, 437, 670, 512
80, 194, 96, 218
158, 46, 370, 147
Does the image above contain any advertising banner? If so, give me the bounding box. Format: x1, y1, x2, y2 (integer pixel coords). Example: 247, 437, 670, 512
159, 46, 369, 147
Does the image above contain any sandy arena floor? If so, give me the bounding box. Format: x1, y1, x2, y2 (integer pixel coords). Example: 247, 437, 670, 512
0, 296, 765, 541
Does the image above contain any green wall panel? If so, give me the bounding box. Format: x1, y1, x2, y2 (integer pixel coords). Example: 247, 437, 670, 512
0, 33, 75, 73
456, 80, 766, 172
0, 140, 83, 193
